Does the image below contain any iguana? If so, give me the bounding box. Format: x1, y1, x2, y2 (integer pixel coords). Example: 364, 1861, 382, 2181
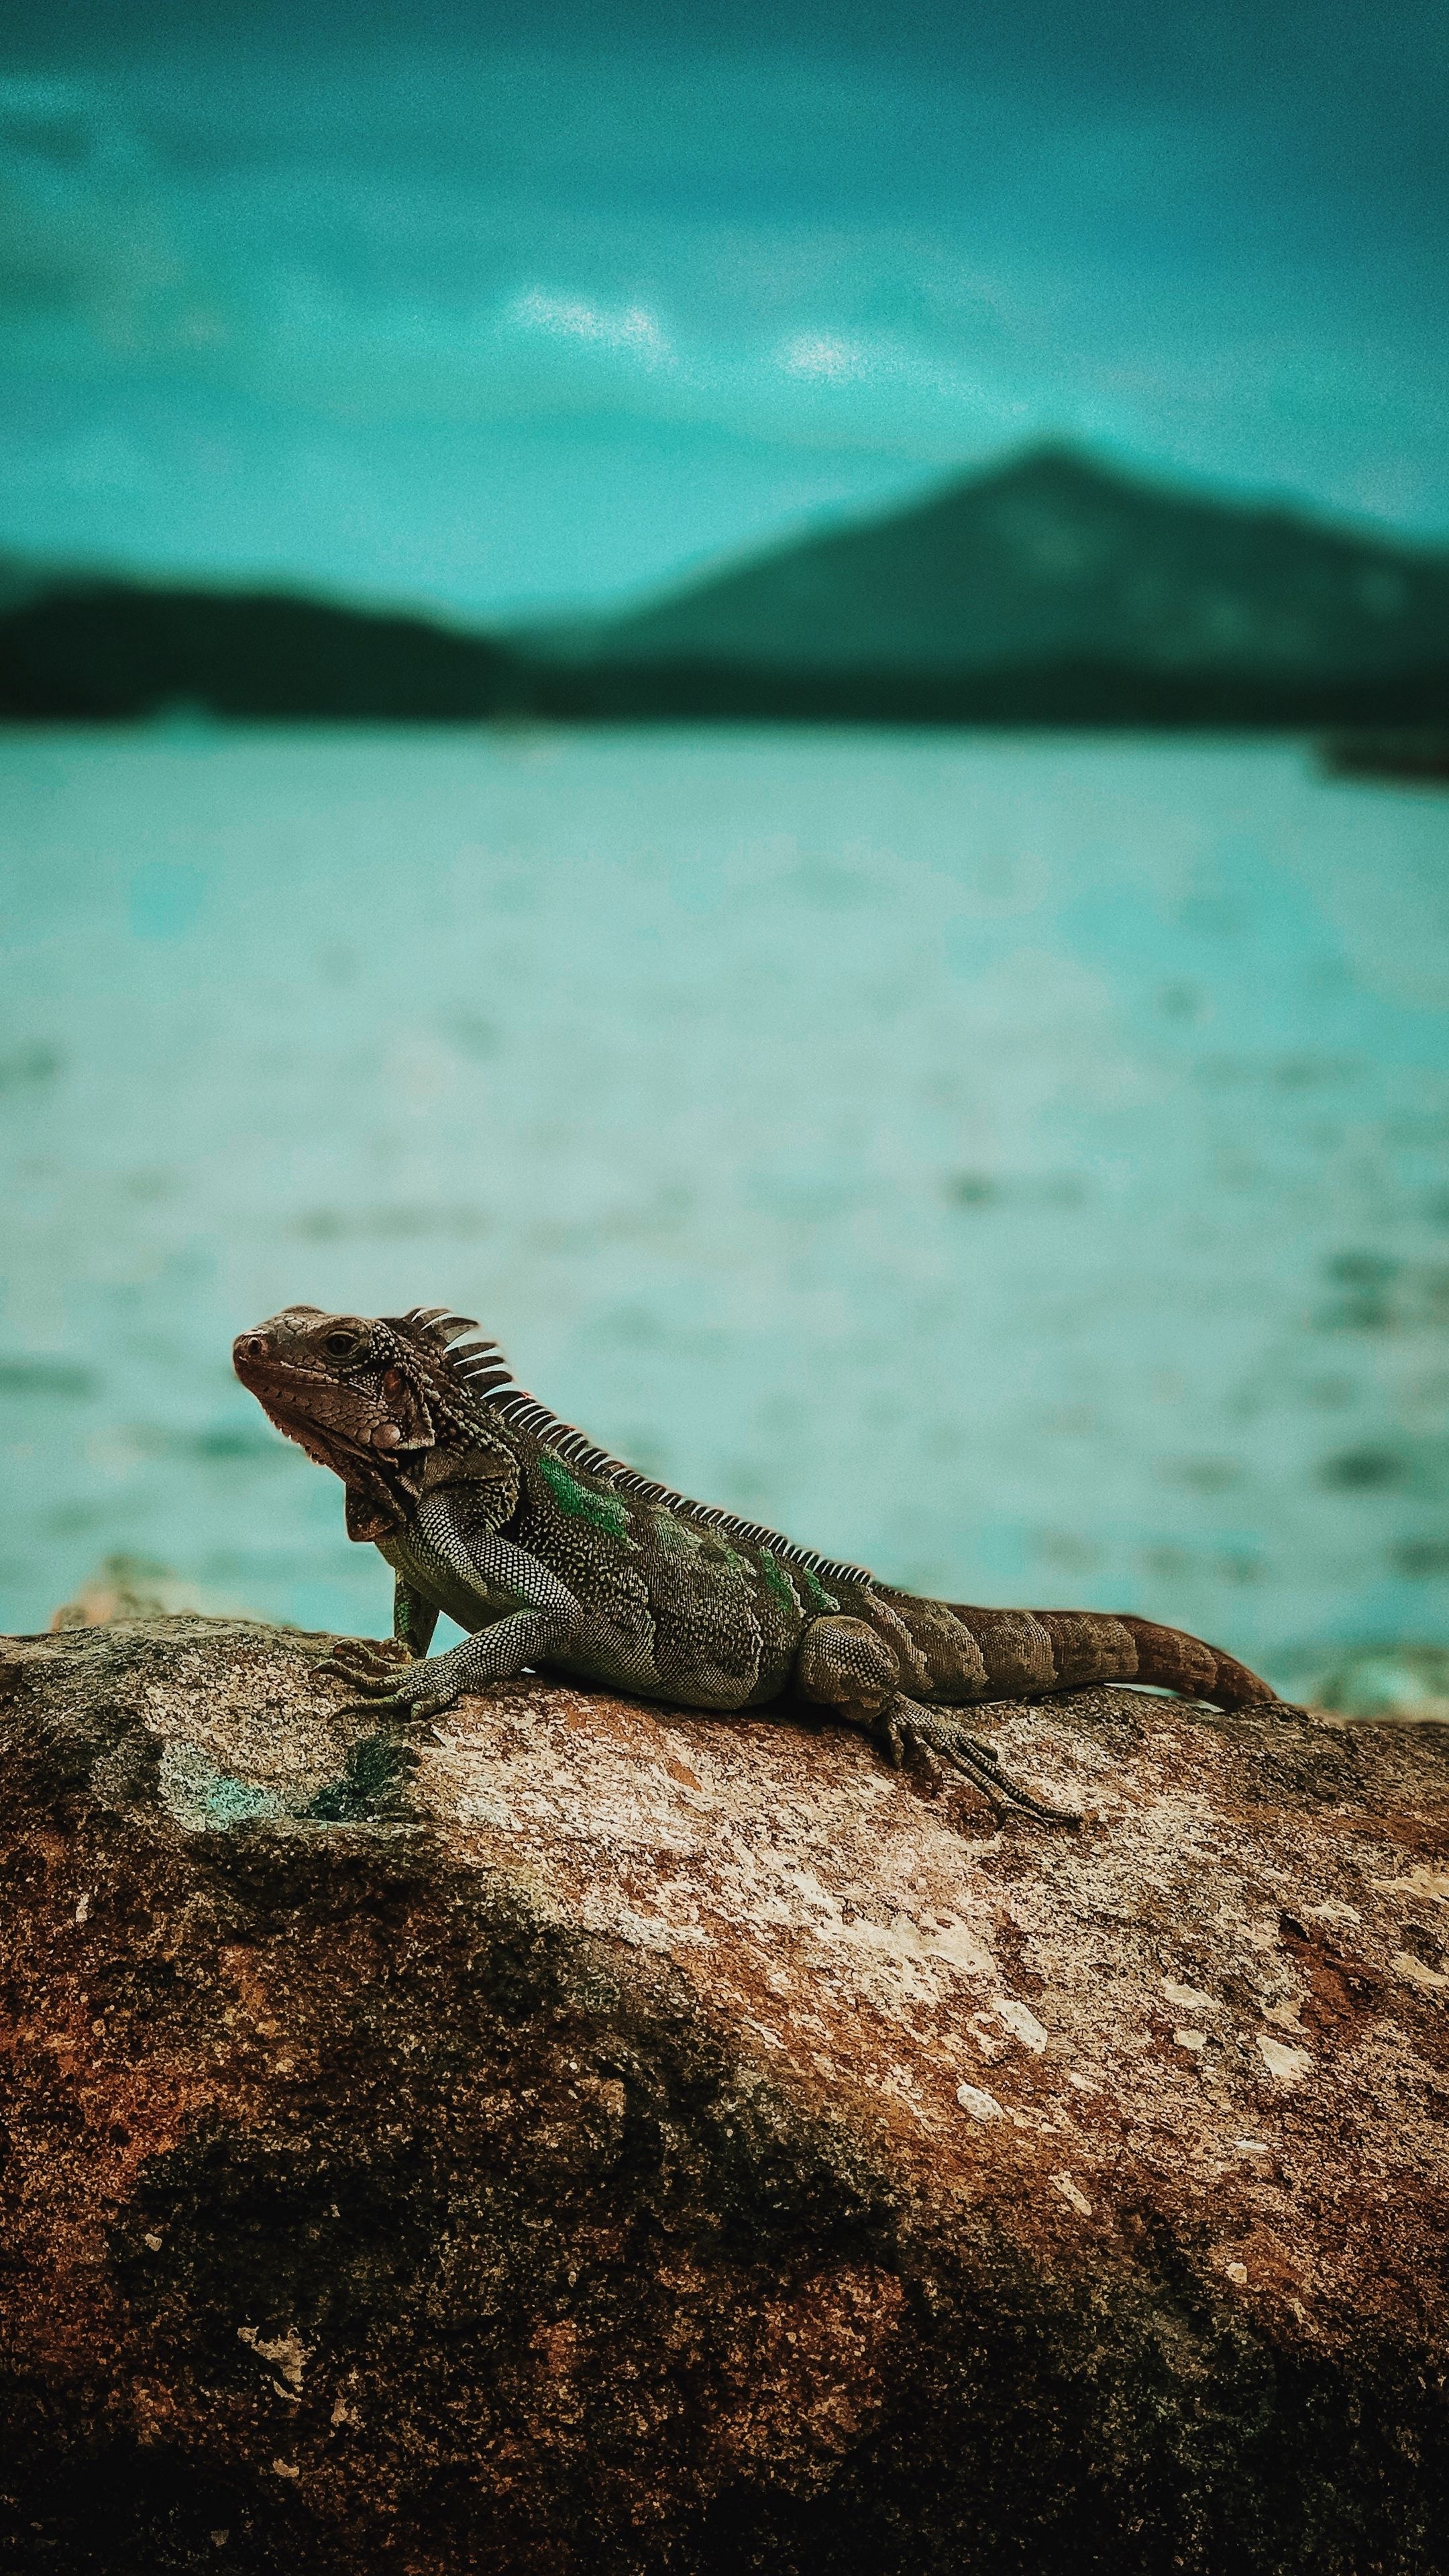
233, 1303, 1290, 1827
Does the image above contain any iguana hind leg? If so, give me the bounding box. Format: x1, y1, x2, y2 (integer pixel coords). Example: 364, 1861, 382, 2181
795, 1614, 1080, 1829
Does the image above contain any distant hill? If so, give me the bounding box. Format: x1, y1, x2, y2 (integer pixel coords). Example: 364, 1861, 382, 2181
2, 448, 1447, 726
580, 445, 1449, 676
564, 445, 1449, 693
0, 553, 58, 616
0, 581, 517, 722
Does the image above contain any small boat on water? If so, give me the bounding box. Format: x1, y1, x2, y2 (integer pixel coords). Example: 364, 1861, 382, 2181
1318, 729, 1449, 785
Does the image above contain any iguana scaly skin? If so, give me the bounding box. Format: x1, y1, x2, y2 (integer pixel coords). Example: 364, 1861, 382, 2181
233, 1303, 1291, 1827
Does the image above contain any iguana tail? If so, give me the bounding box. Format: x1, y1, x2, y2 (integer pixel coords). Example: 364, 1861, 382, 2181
945, 1605, 1277, 1711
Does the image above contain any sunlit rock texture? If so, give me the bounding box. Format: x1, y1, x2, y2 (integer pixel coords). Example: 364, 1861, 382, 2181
1, 1615, 1446, 2573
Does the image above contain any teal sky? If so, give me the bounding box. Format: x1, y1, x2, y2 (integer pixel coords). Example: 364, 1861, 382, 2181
1, 0, 1446, 614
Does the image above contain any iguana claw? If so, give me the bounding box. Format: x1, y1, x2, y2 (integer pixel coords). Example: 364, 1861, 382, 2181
316, 1639, 466, 1720
881, 1699, 1081, 1829
316, 1635, 413, 1688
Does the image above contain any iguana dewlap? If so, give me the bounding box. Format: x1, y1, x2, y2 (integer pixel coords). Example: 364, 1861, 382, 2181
233, 1303, 1289, 1827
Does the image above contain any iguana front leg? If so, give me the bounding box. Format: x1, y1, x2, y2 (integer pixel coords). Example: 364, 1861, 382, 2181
314, 1572, 437, 1687
323, 1499, 586, 1721
796, 1613, 1081, 1828
394, 1574, 439, 1658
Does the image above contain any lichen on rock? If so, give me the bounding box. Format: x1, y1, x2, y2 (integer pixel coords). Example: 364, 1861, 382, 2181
1, 1614, 1446, 2571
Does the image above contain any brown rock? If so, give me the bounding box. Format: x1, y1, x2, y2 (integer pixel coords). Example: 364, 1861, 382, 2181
1, 1614, 1446, 2573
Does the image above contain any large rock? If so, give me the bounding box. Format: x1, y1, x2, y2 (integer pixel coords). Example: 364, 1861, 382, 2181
1, 1615, 1446, 2573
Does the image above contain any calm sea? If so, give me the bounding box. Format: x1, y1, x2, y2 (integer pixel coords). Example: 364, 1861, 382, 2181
1, 725, 1445, 1691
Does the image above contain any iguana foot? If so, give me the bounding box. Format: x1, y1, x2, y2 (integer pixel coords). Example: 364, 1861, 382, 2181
315, 1635, 413, 1688
794, 1615, 1079, 1827
879, 1695, 1082, 1828
320, 1632, 516, 1721
317, 1634, 459, 1718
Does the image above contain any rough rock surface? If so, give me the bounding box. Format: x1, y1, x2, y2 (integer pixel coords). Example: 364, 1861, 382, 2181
1, 1615, 1446, 2574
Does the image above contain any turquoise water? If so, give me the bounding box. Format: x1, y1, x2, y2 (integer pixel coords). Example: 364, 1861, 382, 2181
1, 724, 1446, 1688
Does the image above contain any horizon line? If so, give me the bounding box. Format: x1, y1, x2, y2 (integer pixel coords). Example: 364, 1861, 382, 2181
5, 433, 1448, 639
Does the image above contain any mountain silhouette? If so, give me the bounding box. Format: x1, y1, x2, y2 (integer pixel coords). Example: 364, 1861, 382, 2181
2, 447, 1446, 727
0, 582, 515, 723
574, 445, 1449, 685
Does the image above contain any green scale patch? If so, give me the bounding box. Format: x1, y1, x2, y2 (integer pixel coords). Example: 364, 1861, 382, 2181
798, 1562, 841, 1615
758, 1549, 802, 1619
536, 1450, 633, 1538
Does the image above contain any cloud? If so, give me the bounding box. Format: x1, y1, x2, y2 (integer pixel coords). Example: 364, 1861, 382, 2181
0, 74, 141, 176
0, 77, 229, 353
769, 327, 1032, 443
778, 332, 872, 383
507, 290, 673, 364
0, 19, 1446, 606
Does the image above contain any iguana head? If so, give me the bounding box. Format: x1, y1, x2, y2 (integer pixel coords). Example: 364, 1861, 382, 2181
233, 1303, 517, 1537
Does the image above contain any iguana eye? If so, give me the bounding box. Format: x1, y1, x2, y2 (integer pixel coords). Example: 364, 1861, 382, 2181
325, 1330, 358, 1358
